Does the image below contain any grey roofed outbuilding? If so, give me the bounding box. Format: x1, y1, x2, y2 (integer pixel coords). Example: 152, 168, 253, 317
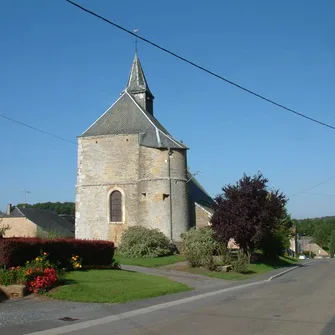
81, 54, 187, 150
6, 207, 74, 237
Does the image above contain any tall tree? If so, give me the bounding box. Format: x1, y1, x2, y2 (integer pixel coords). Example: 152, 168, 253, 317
329, 231, 335, 258
258, 208, 293, 258
211, 172, 287, 258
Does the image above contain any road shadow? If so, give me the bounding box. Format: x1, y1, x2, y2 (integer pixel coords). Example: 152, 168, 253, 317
0, 287, 8, 303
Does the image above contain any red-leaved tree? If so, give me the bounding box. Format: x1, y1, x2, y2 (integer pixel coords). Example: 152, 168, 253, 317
211, 172, 286, 258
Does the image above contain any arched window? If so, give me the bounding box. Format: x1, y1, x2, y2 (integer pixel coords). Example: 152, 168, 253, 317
110, 191, 122, 222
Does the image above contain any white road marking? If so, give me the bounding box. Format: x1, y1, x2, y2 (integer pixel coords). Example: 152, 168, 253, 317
26, 261, 310, 335
25, 281, 266, 335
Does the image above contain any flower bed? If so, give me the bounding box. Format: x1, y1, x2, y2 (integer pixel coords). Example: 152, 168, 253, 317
0, 251, 62, 297
0, 241, 117, 299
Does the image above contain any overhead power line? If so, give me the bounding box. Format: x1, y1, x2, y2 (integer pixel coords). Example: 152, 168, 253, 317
2, 112, 335, 198
0, 114, 77, 145
301, 192, 335, 197
65, 0, 335, 131
290, 175, 335, 198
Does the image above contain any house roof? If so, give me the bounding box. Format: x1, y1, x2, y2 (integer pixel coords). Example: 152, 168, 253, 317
298, 236, 313, 250
81, 55, 187, 150
7, 207, 74, 236
188, 171, 214, 210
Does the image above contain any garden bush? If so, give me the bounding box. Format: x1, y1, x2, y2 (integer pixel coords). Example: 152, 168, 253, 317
118, 226, 173, 258
180, 227, 218, 268
0, 238, 115, 267
231, 251, 249, 273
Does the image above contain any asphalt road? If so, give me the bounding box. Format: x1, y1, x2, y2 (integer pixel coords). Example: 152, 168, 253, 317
1, 259, 335, 335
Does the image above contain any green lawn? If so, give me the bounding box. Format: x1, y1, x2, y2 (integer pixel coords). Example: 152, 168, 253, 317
115, 254, 185, 267
188, 256, 300, 281
49, 269, 190, 303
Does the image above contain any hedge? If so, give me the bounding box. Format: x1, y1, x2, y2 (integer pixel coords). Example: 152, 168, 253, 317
0, 238, 115, 267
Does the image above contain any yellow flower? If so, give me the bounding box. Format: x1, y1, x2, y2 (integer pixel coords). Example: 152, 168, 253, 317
35, 257, 39, 262
26, 261, 30, 264
43, 252, 47, 256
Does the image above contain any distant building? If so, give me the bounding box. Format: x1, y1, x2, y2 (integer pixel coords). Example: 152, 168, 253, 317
75, 53, 213, 245
289, 236, 329, 257
1, 205, 74, 238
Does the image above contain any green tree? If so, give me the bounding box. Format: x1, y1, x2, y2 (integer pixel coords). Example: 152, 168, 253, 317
329, 231, 335, 258
17, 202, 75, 216
313, 221, 333, 249
258, 209, 293, 258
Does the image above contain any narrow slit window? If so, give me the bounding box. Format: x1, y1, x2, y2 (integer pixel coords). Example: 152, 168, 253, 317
110, 191, 122, 222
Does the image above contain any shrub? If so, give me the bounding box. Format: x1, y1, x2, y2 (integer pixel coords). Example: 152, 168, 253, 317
0, 225, 11, 238
118, 227, 172, 258
216, 243, 233, 266
70, 255, 83, 270
231, 251, 249, 273
181, 227, 218, 268
0, 238, 115, 267
0, 266, 26, 286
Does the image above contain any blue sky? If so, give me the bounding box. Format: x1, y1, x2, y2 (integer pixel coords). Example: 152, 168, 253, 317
1, 0, 335, 218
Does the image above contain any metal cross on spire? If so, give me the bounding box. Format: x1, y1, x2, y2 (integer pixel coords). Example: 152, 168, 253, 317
133, 28, 139, 52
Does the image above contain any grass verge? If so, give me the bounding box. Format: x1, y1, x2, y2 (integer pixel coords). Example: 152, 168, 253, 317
115, 254, 185, 267
49, 269, 190, 303
186, 256, 300, 281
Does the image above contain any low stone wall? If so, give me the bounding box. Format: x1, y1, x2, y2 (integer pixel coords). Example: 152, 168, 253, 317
0, 284, 28, 299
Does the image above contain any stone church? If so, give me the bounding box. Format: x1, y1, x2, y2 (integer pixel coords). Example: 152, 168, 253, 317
75, 53, 213, 245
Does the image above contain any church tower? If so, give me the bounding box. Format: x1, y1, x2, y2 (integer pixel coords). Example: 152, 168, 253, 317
75, 54, 189, 245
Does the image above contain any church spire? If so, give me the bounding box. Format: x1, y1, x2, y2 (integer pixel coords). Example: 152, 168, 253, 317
126, 53, 154, 115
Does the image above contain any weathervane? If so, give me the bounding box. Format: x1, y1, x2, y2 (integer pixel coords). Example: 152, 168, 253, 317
133, 28, 139, 52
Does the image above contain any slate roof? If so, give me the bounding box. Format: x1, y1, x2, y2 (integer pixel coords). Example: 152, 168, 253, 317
7, 207, 74, 236
126, 53, 153, 97
187, 171, 214, 211
81, 55, 187, 150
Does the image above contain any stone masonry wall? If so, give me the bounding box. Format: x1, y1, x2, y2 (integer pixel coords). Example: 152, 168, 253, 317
138, 146, 189, 242
75, 134, 139, 243
76, 133, 190, 244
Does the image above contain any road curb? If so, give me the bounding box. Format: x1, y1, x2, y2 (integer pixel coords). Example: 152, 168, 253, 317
267, 260, 314, 281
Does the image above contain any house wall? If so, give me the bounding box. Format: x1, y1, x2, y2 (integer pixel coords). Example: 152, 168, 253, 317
194, 204, 211, 228
1, 217, 37, 237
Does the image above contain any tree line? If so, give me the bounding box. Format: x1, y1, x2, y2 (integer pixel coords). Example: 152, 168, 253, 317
16, 202, 75, 216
